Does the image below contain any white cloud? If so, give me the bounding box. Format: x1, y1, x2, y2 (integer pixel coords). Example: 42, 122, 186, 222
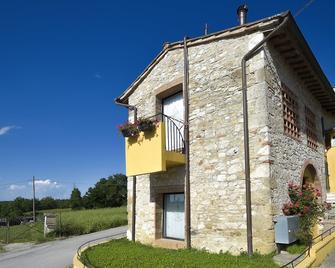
9, 184, 26, 191
1, 179, 68, 200
94, 73, 102, 79
34, 179, 57, 186
0, 126, 17, 136
31, 179, 62, 189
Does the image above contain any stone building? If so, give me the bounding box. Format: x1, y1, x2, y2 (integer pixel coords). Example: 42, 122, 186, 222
115, 8, 335, 254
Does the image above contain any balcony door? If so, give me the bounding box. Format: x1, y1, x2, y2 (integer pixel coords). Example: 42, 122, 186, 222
162, 92, 184, 152
163, 193, 185, 240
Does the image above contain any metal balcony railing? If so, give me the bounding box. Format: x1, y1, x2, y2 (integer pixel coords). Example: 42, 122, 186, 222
147, 113, 185, 154
280, 224, 335, 268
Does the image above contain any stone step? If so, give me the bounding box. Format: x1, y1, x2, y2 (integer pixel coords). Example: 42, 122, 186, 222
325, 208, 335, 220
326, 193, 335, 204
326, 192, 335, 198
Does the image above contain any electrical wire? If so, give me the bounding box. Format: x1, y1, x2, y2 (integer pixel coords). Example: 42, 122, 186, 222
294, 0, 316, 18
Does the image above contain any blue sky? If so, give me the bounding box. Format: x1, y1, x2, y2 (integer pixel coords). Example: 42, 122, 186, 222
0, 0, 334, 201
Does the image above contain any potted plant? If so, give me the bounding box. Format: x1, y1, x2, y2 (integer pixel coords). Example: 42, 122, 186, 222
118, 122, 139, 138
136, 118, 157, 132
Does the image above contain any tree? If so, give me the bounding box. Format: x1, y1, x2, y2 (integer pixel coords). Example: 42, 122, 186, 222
70, 188, 82, 210
39, 197, 57, 210
12, 197, 32, 214
83, 174, 127, 209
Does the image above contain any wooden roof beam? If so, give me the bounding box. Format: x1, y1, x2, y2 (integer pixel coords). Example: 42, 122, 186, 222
280, 47, 296, 54
288, 59, 304, 66
306, 82, 320, 87
274, 40, 292, 49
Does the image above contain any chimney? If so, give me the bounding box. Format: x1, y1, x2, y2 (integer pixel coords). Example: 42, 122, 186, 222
237, 4, 248, 25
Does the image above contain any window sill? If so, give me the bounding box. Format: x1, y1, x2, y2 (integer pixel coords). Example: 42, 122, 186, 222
153, 238, 185, 250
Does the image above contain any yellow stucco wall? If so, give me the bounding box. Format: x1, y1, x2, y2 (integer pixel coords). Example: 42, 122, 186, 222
327, 147, 335, 193
296, 231, 335, 268
125, 123, 165, 176
125, 122, 185, 176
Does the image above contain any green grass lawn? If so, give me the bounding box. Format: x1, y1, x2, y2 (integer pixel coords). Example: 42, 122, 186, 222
81, 238, 278, 268
0, 207, 127, 244
286, 242, 307, 254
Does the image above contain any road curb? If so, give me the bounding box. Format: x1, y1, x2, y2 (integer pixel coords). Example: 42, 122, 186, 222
73, 232, 126, 268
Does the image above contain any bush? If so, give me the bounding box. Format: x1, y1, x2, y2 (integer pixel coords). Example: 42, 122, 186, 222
55, 222, 85, 236
282, 182, 330, 245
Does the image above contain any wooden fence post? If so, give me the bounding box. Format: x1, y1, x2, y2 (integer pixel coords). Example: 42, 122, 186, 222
6, 219, 9, 244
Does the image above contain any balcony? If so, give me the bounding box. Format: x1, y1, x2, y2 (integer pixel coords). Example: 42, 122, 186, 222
125, 114, 186, 176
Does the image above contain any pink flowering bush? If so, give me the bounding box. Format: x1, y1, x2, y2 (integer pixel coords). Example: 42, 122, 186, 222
282, 182, 330, 245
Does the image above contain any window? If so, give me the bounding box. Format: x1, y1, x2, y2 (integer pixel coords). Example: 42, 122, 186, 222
163, 193, 184, 240
282, 83, 300, 140
305, 106, 318, 149
162, 92, 184, 152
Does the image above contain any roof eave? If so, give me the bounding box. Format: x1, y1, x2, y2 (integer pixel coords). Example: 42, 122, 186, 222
281, 14, 335, 113
116, 12, 289, 103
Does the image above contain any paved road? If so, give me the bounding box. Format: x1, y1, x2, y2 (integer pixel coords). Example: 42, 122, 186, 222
319, 248, 335, 268
0, 225, 127, 268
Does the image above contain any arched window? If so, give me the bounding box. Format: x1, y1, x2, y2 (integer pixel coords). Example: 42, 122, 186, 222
302, 163, 321, 195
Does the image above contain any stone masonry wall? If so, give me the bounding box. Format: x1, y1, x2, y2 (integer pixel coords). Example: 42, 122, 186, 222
126, 31, 278, 254
187, 33, 274, 254
126, 48, 185, 242
264, 43, 335, 216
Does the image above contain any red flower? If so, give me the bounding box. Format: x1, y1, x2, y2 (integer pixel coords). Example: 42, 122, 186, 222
303, 206, 310, 214
315, 189, 321, 197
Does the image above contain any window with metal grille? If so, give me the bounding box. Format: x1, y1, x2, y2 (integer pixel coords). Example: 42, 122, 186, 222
282, 83, 300, 140
305, 106, 318, 149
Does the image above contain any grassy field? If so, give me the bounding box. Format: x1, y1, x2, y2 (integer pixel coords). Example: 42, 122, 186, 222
81, 238, 278, 268
0, 222, 48, 244
57, 206, 127, 236
0, 207, 127, 244
37, 208, 72, 214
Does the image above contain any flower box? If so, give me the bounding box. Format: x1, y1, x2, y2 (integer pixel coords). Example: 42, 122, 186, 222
138, 122, 155, 132
121, 128, 138, 138
118, 122, 139, 138
136, 118, 156, 132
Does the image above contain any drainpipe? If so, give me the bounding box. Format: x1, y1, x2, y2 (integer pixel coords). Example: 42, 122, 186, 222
241, 16, 289, 256
114, 98, 137, 242
183, 36, 191, 249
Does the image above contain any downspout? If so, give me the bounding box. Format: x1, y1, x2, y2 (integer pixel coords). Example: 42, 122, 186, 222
241, 16, 289, 256
183, 37, 191, 248
114, 98, 137, 242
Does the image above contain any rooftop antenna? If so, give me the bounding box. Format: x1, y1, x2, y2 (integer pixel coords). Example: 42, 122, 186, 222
204, 23, 208, 35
